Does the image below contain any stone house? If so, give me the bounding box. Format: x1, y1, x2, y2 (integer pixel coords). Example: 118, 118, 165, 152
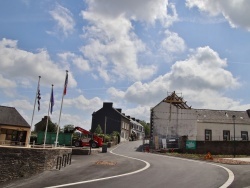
91, 102, 144, 142
150, 92, 250, 148
0, 106, 31, 146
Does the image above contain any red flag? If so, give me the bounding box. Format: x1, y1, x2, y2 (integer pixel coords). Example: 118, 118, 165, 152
63, 71, 68, 95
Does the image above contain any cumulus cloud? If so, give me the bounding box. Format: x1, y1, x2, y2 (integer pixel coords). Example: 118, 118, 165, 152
186, 0, 250, 31
79, 0, 178, 82
108, 46, 240, 110
63, 95, 103, 112
161, 30, 186, 54
2, 99, 33, 110
58, 52, 90, 71
124, 105, 151, 122
169, 46, 239, 91
0, 38, 77, 89
0, 74, 16, 88
49, 3, 75, 37
83, 0, 177, 25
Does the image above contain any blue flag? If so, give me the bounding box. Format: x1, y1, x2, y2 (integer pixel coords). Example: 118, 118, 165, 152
50, 87, 54, 114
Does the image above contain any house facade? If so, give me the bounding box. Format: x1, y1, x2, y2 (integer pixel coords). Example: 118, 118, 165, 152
150, 92, 250, 148
91, 102, 144, 142
91, 102, 131, 142
130, 118, 145, 140
0, 106, 31, 146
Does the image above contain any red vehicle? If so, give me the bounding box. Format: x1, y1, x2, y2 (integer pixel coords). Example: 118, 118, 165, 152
74, 126, 103, 148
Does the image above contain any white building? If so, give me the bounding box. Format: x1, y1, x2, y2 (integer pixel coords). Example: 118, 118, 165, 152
150, 92, 250, 147
130, 118, 145, 140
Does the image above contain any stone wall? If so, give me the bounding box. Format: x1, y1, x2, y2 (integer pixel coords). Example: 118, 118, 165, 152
0, 146, 72, 183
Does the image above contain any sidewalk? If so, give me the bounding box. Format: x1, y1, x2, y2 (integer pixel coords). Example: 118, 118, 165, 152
223, 157, 250, 162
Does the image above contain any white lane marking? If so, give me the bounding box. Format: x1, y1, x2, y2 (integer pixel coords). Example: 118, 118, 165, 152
45, 146, 150, 188
147, 153, 234, 188
211, 163, 234, 188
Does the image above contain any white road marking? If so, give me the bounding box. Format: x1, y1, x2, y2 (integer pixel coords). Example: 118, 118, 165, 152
148, 153, 234, 188
45, 144, 234, 188
44, 146, 150, 188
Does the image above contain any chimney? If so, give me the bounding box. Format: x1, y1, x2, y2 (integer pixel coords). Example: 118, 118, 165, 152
246, 109, 250, 118
103, 102, 113, 108
116, 108, 122, 113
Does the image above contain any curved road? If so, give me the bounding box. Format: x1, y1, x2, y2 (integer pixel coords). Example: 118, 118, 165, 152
3, 141, 246, 188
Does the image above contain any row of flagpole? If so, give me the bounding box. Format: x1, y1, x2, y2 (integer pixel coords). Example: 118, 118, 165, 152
29, 70, 68, 148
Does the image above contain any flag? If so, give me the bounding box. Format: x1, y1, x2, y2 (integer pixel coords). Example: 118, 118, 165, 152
63, 71, 68, 95
37, 87, 41, 111
50, 87, 54, 114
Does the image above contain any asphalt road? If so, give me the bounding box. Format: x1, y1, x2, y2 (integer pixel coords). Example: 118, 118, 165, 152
2, 141, 250, 188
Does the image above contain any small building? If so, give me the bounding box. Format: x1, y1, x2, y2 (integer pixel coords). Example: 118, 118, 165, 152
150, 92, 250, 148
0, 106, 31, 146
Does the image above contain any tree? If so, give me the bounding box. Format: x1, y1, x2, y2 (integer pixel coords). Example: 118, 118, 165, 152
63, 124, 75, 133
34, 116, 57, 132
140, 120, 150, 137
94, 124, 103, 134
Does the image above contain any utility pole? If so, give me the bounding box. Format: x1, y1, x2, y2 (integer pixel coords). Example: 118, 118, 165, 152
104, 116, 107, 143
232, 115, 236, 158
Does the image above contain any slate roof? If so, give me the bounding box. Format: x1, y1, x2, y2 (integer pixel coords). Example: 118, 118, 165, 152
0, 106, 30, 128
195, 109, 250, 124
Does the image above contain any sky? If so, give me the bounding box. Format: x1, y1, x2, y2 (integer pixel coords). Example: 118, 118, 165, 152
1, 0, 250, 131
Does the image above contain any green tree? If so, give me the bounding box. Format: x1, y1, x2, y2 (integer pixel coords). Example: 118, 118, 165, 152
94, 124, 103, 134
63, 124, 75, 133
34, 116, 57, 132
140, 120, 150, 137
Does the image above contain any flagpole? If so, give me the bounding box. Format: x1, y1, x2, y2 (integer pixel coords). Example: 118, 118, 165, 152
44, 84, 53, 148
55, 70, 68, 147
27, 76, 41, 147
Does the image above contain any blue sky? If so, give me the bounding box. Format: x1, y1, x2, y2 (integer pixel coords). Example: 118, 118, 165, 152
1, 0, 250, 130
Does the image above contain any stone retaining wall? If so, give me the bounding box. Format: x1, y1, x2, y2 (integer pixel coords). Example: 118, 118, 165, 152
0, 146, 72, 183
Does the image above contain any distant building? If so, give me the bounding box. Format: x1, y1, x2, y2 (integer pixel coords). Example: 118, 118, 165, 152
91, 102, 144, 142
0, 106, 30, 146
150, 91, 250, 147
130, 117, 145, 140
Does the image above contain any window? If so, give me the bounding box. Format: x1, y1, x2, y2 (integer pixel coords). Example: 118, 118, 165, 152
241, 131, 248, 141
223, 130, 230, 141
205, 129, 212, 141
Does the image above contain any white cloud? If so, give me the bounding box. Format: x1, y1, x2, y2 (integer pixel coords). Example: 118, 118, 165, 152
186, 0, 250, 31
79, 0, 178, 82
169, 46, 239, 91
161, 30, 186, 53
124, 105, 151, 122
0, 38, 77, 90
59, 113, 91, 130
83, 0, 177, 25
108, 46, 241, 111
2, 99, 33, 110
58, 52, 90, 71
0, 74, 16, 88
63, 95, 103, 112
49, 3, 75, 37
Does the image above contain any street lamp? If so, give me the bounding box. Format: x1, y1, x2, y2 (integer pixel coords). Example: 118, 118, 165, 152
232, 115, 236, 158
